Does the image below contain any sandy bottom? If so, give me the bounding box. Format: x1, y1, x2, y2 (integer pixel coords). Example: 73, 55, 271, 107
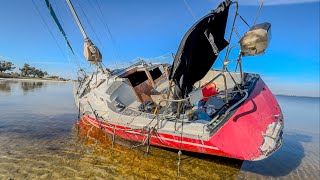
0, 123, 242, 180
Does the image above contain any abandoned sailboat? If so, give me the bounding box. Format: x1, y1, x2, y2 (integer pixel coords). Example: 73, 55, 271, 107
50, 0, 284, 161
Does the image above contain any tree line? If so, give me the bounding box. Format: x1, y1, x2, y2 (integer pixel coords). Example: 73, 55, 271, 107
0, 60, 49, 78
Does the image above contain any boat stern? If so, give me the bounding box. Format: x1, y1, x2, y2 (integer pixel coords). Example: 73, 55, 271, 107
253, 113, 284, 161
209, 77, 284, 161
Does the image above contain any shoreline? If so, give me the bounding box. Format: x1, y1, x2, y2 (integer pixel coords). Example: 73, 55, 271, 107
275, 94, 320, 99
0, 77, 72, 83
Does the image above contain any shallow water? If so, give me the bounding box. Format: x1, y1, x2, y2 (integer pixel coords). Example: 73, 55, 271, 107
0, 79, 319, 179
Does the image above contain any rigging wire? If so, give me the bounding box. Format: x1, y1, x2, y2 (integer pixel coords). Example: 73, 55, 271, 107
254, 0, 265, 25
94, 0, 123, 63
60, 1, 84, 41
32, 0, 84, 78
93, 0, 118, 48
86, 0, 110, 43
31, 0, 72, 67
60, 1, 91, 67
86, 0, 120, 63
51, 0, 87, 75
182, 0, 197, 21
43, 0, 84, 74
238, 14, 251, 28
51, 0, 81, 76
73, 0, 106, 50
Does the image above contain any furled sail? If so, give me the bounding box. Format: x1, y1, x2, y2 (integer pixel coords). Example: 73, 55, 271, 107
170, 0, 232, 99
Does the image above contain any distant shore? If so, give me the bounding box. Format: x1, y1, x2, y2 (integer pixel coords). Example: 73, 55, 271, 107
275, 94, 320, 99
0, 72, 71, 82
0, 77, 71, 82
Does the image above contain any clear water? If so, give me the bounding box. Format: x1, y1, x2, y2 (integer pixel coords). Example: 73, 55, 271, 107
0, 79, 319, 179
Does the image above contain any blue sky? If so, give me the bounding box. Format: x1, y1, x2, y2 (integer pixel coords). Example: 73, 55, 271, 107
0, 0, 319, 97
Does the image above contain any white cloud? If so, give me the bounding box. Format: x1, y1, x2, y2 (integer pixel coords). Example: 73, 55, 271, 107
239, 0, 319, 6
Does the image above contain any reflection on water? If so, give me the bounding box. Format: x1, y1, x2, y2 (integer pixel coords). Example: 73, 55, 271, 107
238, 132, 319, 179
0, 79, 46, 95
0, 83, 11, 92
0, 79, 319, 179
237, 96, 320, 179
0, 80, 17, 93
20, 81, 45, 93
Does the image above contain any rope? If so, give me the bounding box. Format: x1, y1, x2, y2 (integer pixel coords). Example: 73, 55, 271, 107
85, 1, 115, 62
112, 125, 116, 147
32, 0, 80, 77
31, 0, 68, 66
129, 116, 157, 150
177, 118, 184, 176
78, 101, 81, 119
182, 0, 197, 21
93, 0, 118, 48
73, 0, 105, 50
81, 116, 93, 126
254, 0, 265, 25
238, 14, 251, 28
146, 127, 152, 154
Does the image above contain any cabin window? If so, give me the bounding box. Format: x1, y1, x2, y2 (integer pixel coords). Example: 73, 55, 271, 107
125, 71, 148, 87
149, 67, 162, 81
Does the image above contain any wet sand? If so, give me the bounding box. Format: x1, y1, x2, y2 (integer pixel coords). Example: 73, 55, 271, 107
0, 79, 319, 179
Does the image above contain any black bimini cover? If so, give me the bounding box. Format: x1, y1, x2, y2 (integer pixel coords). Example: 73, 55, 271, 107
170, 0, 232, 98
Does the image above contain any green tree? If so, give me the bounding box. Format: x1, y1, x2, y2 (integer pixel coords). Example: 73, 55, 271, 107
47, 75, 59, 79
19, 63, 33, 77
19, 64, 49, 78
34, 69, 48, 78
0, 60, 15, 72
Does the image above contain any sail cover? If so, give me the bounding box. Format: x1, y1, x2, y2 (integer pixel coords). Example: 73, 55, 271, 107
170, 0, 232, 98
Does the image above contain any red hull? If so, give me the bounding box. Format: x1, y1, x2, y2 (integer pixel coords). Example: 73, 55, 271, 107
79, 78, 283, 160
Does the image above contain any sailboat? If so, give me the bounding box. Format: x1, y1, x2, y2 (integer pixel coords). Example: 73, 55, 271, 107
47, 0, 283, 161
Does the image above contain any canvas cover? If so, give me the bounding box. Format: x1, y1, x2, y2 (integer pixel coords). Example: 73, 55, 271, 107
170, 0, 232, 99
239, 22, 271, 56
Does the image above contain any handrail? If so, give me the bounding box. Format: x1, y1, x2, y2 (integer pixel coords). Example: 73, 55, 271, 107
155, 97, 190, 129
224, 90, 248, 115
207, 90, 248, 126
154, 72, 231, 129
222, 1, 239, 71
112, 60, 146, 76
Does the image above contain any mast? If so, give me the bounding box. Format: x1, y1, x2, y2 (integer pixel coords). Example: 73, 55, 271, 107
65, 0, 104, 72
66, 0, 88, 39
